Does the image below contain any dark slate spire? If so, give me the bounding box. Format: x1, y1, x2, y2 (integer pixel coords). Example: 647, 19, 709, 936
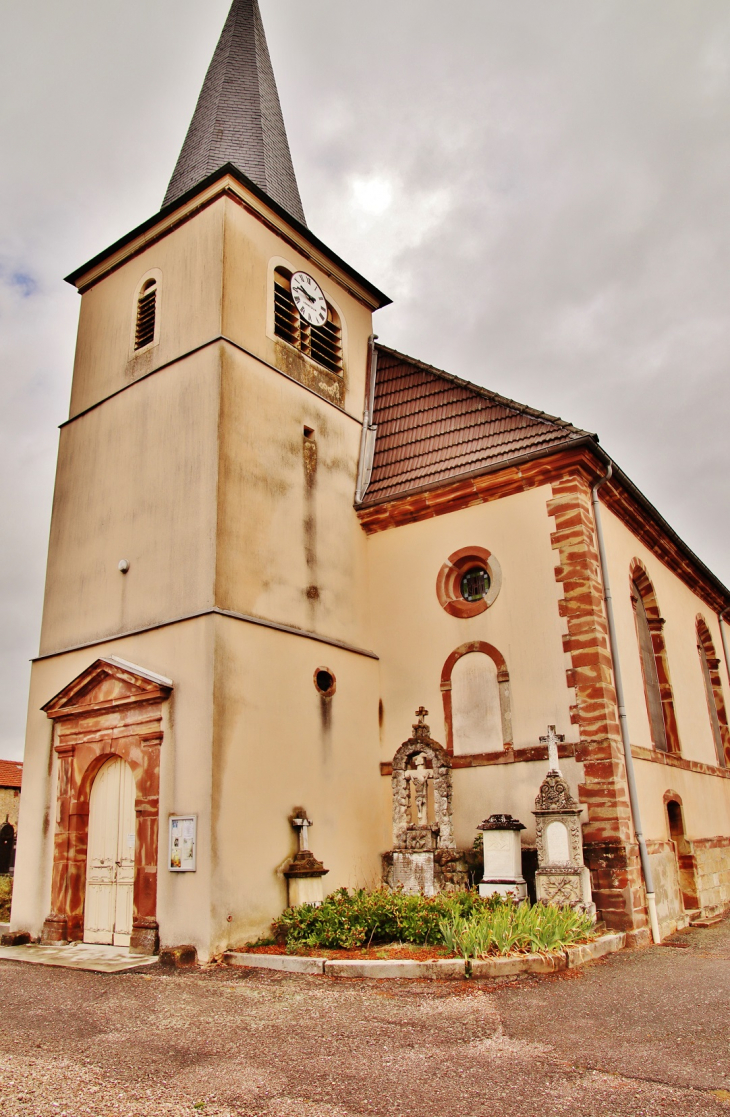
163, 0, 306, 225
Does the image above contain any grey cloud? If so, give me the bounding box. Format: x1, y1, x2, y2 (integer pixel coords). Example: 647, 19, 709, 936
1, 0, 728, 758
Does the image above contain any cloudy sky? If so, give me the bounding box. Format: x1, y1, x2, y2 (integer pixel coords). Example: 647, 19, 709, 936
1, 1, 729, 760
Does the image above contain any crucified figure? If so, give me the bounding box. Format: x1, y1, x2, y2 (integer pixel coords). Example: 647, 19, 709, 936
405, 754, 432, 826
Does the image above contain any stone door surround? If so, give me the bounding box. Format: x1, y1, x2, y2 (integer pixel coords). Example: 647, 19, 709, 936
41, 657, 172, 954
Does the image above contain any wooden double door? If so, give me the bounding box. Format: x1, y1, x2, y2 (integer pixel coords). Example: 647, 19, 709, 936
84, 756, 136, 946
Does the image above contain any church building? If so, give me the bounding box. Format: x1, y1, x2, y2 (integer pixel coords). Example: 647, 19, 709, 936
10, 0, 730, 959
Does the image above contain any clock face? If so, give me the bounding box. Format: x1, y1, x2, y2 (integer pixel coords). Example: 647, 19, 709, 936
291, 271, 328, 328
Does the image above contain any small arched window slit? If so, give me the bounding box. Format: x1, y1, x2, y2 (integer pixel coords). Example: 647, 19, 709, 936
134, 279, 157, 351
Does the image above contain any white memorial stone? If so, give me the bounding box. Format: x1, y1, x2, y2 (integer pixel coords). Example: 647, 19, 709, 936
546, 820, 571, 864
477, 814, 527, 901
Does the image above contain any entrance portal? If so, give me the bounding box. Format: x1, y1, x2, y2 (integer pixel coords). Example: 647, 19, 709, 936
84, 757, 136, 946
41, 657, 171, 953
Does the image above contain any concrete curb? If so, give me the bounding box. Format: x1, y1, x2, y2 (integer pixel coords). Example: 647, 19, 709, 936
326, 958, 465, 980
224, 932, 626, 980
227, 952, 326, 975
470, 952, 565, 978
565, 932, 625, 967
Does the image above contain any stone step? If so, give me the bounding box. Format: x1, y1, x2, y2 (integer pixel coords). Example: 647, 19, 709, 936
689, 914, 723, 928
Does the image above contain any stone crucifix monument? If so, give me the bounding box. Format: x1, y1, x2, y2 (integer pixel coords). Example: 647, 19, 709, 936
284, 807, 329, 907
383, 708, 469, 895
533, 726, 595, 915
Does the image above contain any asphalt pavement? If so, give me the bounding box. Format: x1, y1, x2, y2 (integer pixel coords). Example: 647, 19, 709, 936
0, 917, 727, 1117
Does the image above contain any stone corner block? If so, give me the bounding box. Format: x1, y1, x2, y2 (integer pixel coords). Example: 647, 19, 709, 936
225, 952, 325, 975
0, 931, 31, 947
324, 958, 465, 980
158, 944, 198, 969
624, 926, 652, 949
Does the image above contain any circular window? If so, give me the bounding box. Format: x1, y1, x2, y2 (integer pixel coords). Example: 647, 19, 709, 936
436, 547, 502, 618
314, 668, 336, 697
460, 567, 490, 603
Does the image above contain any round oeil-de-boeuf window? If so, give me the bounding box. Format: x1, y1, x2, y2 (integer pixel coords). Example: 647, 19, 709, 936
436, 547, 502, 618
314, 667, 336, 697
460, 566, 490, 603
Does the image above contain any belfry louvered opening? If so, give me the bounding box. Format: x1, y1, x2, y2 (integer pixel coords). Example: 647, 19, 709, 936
134, 279, 157, 351
274, 268, 342, 375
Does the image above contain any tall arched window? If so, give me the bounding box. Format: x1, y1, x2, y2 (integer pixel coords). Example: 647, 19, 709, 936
696, 617, 730, 767
630, 561, 680, 754
273, 266, 342, 374
134, 278, 158, 351
441, 642, 512, 755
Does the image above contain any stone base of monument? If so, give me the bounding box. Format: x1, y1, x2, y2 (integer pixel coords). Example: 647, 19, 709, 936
477, 814, 528, 903
382, 848, 470, 895
478, 879, 528, 901
284, 849, 329, 908
535, 865, 595, 916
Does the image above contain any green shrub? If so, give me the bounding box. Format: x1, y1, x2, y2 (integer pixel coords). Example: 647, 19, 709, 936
273, 888, 595, 955
273, 888, 490, 950
0, 875, 13, 923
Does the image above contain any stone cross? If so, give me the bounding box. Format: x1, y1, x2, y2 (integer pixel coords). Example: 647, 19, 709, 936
540, 725, 565, 774
291, 811, 312, 852
413, 707, 430, 740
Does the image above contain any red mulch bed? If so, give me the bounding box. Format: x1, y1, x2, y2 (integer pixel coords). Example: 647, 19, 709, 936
233, 943, 457, 961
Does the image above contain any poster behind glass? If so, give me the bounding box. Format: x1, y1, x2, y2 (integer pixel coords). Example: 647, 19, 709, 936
169, 815, 197, 872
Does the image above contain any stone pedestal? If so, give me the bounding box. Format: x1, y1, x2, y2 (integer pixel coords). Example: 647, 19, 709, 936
477, 814, 527, 901
533, 729, 594, 915
284, 809, 328, 908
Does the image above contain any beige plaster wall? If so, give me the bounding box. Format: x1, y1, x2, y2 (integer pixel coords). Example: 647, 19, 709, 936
216, 345, 370, 646
40, 347, 220, 656
366, 484, 582, 846
600, 504, 728, 767
633, 757, 730, 841
221, 196, 374, 421
12, 617, 216, 953
450, 757, 586, 849
367, 485, 576, 757
209, 616, 384, 953
69, 202, 225, 418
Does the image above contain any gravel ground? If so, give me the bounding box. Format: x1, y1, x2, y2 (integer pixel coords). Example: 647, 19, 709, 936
0, 918, 728, 1117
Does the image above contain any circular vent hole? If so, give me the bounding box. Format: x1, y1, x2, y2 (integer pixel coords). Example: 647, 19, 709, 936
315, 669, 335, 696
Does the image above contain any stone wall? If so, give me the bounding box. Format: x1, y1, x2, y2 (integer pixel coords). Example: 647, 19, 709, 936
0, 787, 20, 830
647, 841, 685, 937
694, 838, 730, 918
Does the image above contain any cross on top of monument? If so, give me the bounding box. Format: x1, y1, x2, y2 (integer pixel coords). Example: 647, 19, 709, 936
413, 707, 430, 739
539, 725, 565, 774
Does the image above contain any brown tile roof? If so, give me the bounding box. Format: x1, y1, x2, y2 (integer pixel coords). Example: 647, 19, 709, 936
362, 345, 593, 505
0, 760, 22, 789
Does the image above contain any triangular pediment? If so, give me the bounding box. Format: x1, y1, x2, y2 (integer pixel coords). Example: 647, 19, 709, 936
43, 658, 172, 719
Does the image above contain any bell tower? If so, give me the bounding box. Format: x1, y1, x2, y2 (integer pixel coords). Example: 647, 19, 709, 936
13, 0, 390, 960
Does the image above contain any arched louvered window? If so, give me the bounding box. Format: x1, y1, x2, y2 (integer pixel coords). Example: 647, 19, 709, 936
273, 267, 343, 374
134, 278, 158, 351
629, 562, 681, 755
696, 617, 730, 767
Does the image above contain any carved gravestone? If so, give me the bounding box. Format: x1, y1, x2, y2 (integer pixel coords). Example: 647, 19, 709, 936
383, 708, 469, 895
533, 726, 594, 914
477, 814, 527, 901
